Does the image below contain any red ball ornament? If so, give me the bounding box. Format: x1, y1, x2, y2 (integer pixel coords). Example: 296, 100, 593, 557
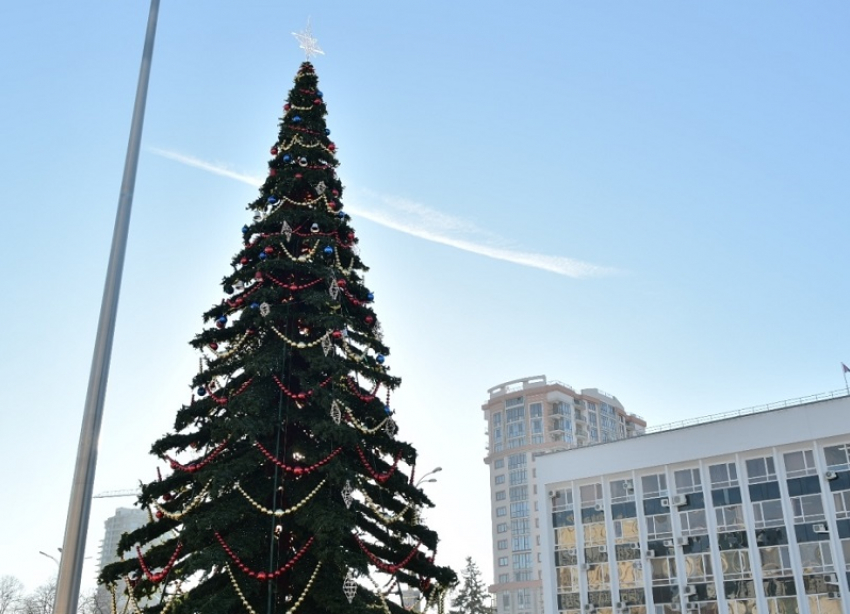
270, 146, 278, 156
332, 189, 339, 196
365, 316, 374, 325
328, 143, 336, 151
293, 467, 304, 476
297, 392, 307, 400
209, 342, 218, 350
314, 98, 322, 105
240, 257, 249, 265
269, 168, 276, 177
352, 300, 361, 306
254, 271, 263, 280
295, 173, 302, 179
163, 493, 172, 501
327, 201, 336, 210
337, 279, 346, 287
257, 572, 267, 581
155, 511, 164, 519
332, 330, 342, 339
264, 246, 274, 254
284, 104, 291, 111
348, 232, 355, 240
235, 298, 243, 306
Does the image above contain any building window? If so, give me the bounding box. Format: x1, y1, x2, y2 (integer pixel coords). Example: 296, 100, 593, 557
510, 502, 529, 518
497, 539, 508, 550
509, 469, 527, 485
746, 456, 777, 484
679, 509, 708, 535
759, 545, 792, 577
495, 474, 505, 485
799, 542, 833, 572
784, 449, 817, 478
508, 453, 526, 469
512, 535, 530, 551
834, 491, 850, 519
715, 505, 746, 531
496, 490, 506, 501
498, 557, 509, 568
683, 553, 713, 582
494, 458, 504, 469
498, 574, 509, 584
579, 483, 603, 505
610, 479, 634, 503
642, 473, 668, 498
645, 513, 673, 539
516, 588, 531, 610
719, 550, 751, 579
674, 467, 702, 494
497, 523, 508, 533
825, 443, 850, 471
709, 462, 738, 488
496, 507, 507, 517
752, 499, 784, 528
510, 486, 528, 501
790, 493, 825, 523
529, 403, 542, 418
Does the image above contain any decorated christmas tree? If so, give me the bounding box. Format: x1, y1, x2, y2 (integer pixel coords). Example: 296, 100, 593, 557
99, 55, 456, 614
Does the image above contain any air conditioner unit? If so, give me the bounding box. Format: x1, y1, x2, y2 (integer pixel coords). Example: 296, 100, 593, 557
825, 470, 838, 481
595, 503, 605, 511
567, 548, 577, 555
683, 585, 695, 596
661, 498, 671, 508
827, 592, 840, 600
814, 523, 829, 534
826, 574, 839, 585
645, 549, 656, 558
663, 539, 674, 548
624, 480, 634, 491
598, 545, 607, 553
548, 490, 556, 498
583, 605, 596, 612
670, 604, 681, 612
580, 563, 589, 571
676, 537, 689, 546
614, 603, 627, 611
671, 494, 688, 506
686, 604, 699, 611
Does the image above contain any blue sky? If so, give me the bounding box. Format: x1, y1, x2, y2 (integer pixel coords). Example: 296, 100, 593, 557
1, 0, 848, 596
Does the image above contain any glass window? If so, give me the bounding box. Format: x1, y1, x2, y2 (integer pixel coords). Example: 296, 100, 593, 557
529, 403, 542, 418
580, 483, 603, 505
746, 456, 777, 484
498, 557, 508, 567
508, 453, 526, 469
497, 523, 508, 533
510, 502, 529, 518
495, 474, 505, 485
759, 545, 792, 577
719, 550, 751, 579
645, 514, 673, 539
497, 539, 507, 550
684, 553, 713, 581
674, 467, 702, 494
824, 443, 850, 471
716, 505, 746, 531
709, 462, 738, 488
679, 509, 708, 535
610, 479, 634, 502
799, 542, 833, 572
496, 506, 507, 517
510, 486, 528, 501
498, 573, 509, 584
752, 500, 785, 528
834, 491, 850, 519
494, 458, 504, 469
642, 473, 668, 498
784, 450, 817, 478
496, 491, 506, 501
791, 494, 825, 523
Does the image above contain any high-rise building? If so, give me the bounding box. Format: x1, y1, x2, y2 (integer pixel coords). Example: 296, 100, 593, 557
484, 376, 647, 614
96, 507, 148, 608
534, 389, 850, 614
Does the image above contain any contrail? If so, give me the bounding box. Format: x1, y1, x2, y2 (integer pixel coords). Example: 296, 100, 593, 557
148, 147, 615, 278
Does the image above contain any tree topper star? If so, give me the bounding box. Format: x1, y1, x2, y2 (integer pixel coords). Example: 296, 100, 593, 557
292, 19, 324, 60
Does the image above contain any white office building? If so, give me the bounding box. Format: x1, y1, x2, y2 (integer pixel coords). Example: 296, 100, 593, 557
535, 389, 850, 614
484, 376, 647, 614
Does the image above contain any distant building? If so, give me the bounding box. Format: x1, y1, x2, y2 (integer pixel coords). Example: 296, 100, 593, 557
96, 507, 148, 609
484, 376, 646, 614
535, 389, 850, 614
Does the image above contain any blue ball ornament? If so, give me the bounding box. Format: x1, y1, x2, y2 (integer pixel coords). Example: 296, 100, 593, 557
242, 225, 249, 233
197, 386, 207, 397
384, 405, 391, 415
325, 128, 331, 135
292, 115, 302, 123
250, 302, 259, 310
267, 196, 278, 204
337, 211, 346, 219
367, 292, 374, 301
216, 316, 227, 325
283, 154, 292, 163
317, 90, 323, 98
323, 246, 334, 255
259, 252, 267, 260
376, 354, 385, 364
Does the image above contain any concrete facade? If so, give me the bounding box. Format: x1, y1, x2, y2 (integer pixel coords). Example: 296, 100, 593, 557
535, 390, 850, 614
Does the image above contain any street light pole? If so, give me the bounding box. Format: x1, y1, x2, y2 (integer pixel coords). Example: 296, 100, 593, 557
53, 2, 160, 613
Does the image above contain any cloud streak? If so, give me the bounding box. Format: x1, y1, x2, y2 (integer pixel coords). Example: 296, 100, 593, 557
149, 147, 614, 278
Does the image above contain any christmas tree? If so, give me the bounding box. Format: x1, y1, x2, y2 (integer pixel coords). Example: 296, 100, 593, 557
99, 60, 456, 614
449, 558, 491, 614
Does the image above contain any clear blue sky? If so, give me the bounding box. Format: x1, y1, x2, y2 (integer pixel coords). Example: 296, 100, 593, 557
1, 0, 848, 596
